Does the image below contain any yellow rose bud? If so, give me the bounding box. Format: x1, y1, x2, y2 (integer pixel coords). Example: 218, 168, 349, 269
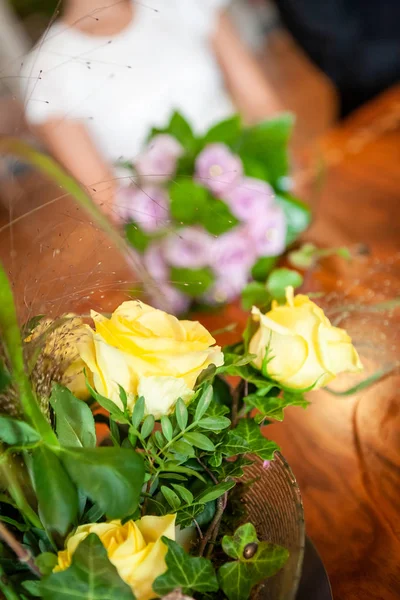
78, 301, 224, 417
55, 514, 176, 600
26, 315, 91, 400
249, 287, 363, 390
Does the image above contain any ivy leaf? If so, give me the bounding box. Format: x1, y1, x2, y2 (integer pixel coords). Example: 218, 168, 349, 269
221, 419, 279, 460
266, 268, 303, 302
40, 533, 135, 600
32, 446, 78, 537
218, 523, 289, 600
216, 456, 253, 479
0, 416, 41, 446
170, 267, 214, 298
50, 384, 96, 448
245, 391, 309, 422
60, 447, 145, 520
152, 537, 219, 596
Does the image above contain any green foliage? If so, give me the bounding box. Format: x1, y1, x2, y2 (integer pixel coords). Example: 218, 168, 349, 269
0, 358, 11, 394
40, 534, 135, 600
238, 114, 294, 188
241, 282, 271, 311
151, 111, 196, 150
201, 198, 238, 236
169, 180, 209, 225
203, 115, 242, 147
251, 256, 278, 282
221, 419, 279, 461
32, 446, 79, 537
35, 553, 58, 576
245, 391, 309, 422
152, 537, 219, 596
218, 523, 289, 600
125, 222, 151, 252
170, 266, 214, 297
266, 268, 304, 302
288, 242, 352, 269
195, 481, 236, 504
86, 380, 129, 424
0, 416, 41, 446
275, 193, 311, 245
60, 447, 145, 520
50, 384, 96, 448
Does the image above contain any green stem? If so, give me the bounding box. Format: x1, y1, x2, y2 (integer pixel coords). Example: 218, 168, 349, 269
156, 421, 198, 459
0, 562, 21, 600
0, 264, 58, 447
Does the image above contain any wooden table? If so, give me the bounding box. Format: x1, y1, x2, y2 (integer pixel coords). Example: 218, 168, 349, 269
1, 87, 400, 599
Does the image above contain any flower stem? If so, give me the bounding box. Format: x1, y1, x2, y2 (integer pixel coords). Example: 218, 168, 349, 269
198, 492, 228, 558
0, 522, 41, 577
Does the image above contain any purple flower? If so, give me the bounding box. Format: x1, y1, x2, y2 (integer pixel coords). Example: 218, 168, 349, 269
143, 243, 169, 282
245, 204, 287, 257
135, 134, 184, 183
164, 227, 214, 269
204, 271, 249, 304
211, 228, 256, 276
149, 282, 191, 315
224, 177, 274, 222
195, 143, 243, 195
118, 185, 170, 232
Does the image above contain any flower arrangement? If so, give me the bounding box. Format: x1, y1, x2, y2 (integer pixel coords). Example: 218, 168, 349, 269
0, 248, 363, 600
118, 112, 311, 314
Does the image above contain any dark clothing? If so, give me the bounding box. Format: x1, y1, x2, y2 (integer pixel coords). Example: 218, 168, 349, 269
273, 0, 400, 116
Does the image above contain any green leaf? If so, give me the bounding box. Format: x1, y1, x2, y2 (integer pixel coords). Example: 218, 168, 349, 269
218, 523, 289, 600
86, 379, 129, 424
251, 256, 278, 282
163, 111, 195, 148
118, 385, 128, 411
161, 416, 173, 442
153, 537, 219, 596
172, 484, 193, 505
160, 462, 206, 483
238, 114, 294, 187
40, 534, 135, 600
175, 398, 188, 431
0, 416, 41, 446
32, 446, 78, 537
154, 430, 166, 449
50, 384, 96, 448
221, 419, 279, 460
170, 440, 195, 458
217, 456, 253, 479
160, 486, 181, 511
245, 391, 309, 422
60, 447, 145, 520
131, 397, 145, 429
241, 156, 270, 181
169, 180, 209, 225
194, 384, 213, 421
141, 415, 155, 439
170, 267, 214, 297
275, 193, 311, 245
203, 114, 242, 147
183, 432, 215, 452
266, 268, 303, 302
200, 198, 239, 236
35, 553, 58, 576
22, 580, 41, 596
241, 282, 271, 311
125, 222, 150, 252
197, 416, 231, 430
195, 480, 236, 504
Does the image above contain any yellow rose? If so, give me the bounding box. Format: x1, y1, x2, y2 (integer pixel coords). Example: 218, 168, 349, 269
78, 301, 224, 418
249, 287, 363, 390
26, 315, 91, 400
55, 514, 175, 600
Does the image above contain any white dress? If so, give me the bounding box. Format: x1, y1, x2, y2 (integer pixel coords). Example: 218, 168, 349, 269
20, 0, 233, 162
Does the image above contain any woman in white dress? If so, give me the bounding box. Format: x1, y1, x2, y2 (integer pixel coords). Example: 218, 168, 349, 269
20, 0, 280, 221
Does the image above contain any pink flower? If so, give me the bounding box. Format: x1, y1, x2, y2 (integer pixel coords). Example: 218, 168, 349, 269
143, 243, 169, 282
164, 227, 214, 269
118, 185, 170, 232
149, 282, 191, 316
211, 228, 256, 276
204, 271, 249, 304
245, 204, 287, 257
224, 177, 274, 222
135, 134, 184, 183
195, 143, 243, 195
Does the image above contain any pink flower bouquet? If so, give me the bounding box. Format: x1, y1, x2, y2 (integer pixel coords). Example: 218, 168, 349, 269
118, 112, 311, 314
